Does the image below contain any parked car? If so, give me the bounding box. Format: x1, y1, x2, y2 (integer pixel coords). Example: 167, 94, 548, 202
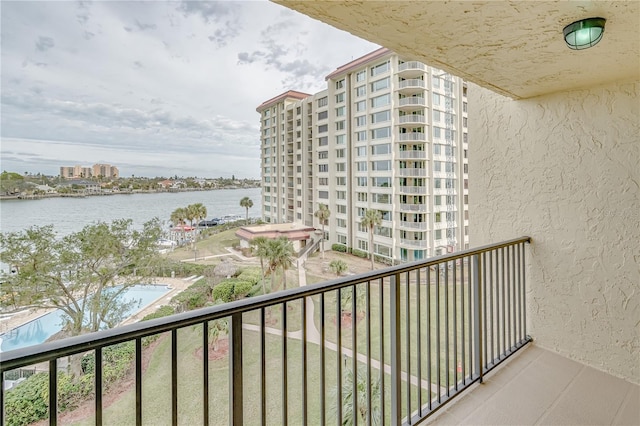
198, 219, 219, 227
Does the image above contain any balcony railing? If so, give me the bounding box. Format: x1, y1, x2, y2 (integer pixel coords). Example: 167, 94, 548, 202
398, 114, 426, 125
399, 239, 429, 248
398, 150, 428, 160
399, 132, 428, 142
398, 97, 426, 107
399, 221, 429, 230
400, 203, 428, 212
399, 185, 427, 194
397, 79, 426, 90
398, 61, 427, 72
399, 168, 428, 177
1, 238, 531, 426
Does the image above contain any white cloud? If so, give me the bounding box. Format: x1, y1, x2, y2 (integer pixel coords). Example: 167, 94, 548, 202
1, 1, 378, 178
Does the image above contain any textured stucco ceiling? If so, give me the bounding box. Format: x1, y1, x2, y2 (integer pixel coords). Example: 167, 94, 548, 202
275, 1, 640, 99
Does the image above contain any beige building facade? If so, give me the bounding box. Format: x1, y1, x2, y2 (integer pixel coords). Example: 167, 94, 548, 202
59, 163, 119, 179
258, 49, 469, 264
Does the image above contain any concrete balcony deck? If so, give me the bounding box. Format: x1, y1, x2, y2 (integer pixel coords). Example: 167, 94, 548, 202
425, 344, 640, 426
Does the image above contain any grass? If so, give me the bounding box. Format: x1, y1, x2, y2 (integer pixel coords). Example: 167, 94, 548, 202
165, 228, 241, 261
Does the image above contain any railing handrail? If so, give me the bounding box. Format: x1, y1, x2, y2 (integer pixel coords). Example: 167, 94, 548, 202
0, 236, 531, 372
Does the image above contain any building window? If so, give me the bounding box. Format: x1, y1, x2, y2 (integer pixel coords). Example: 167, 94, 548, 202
335, 79, 345, 89
336, 149, 345, 158
370, 77, 390, 92
371, 127, 391, 140
435, 230, 442, 240
318, 124, 328, 133
336, 204, 347, 214
356, 146, 367, 157
318, 151, 328, 159
336, 120, 345, 131
356, 70, 366, 82
318, 136, 328, 146
356, 177, 367, 186
371, 143, 391, 155
336, 162, 346, 172
319, 190, 329, 199
356, 100, 366, 112
371, 93, 391, 109
372, 177, 391, 187
355, 115, 367, 127
463, 102, 467, 112
318, 111, 328, 120
372, 193, 390, 204
336, 176, 346, 186
357, 239, 369, 251
356, 192, 368, 202
370, 61, 389, 76
335, 106, 345, 117
335, 92, 345, 103
371, 110, 390, 123
435, 196, 442, 205
432, 75, 441, 88
337, 219, 347, 228
355, 85, 366, 97
356, 131, 367, 142
337, 234, 347, 243
375, 244, 392, 257
432, 92, 441, 106
433, 127, 441, 139
317, 97, 328, 107
336, 134, 346, 145
371, 160, 391, 171
336, 190, 346, 200
356, 161, 368, 171
318, 164, 328, 172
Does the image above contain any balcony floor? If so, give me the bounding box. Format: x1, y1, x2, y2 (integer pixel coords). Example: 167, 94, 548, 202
424, 344, 640, 425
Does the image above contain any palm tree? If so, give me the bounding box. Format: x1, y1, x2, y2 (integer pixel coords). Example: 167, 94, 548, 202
170, 207, 188, 243
240, 196, 253, 225
361, 209, 382, 270
266, 236, 295, 291
252, 236, 269, 294
187, 203, 207, 242
333, 365, 382, 425
314, 204, 331, 259
208, 317, 229, 352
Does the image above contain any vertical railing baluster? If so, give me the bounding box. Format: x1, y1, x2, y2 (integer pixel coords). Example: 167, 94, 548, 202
379, 278, 385, 423
416, 268, 423, 415
453, 259, 458, 391
366, 281, 372, 426
320, 294, 326, 426
405, 272, 411, 421
511, 245, 517, 350
489, 250, 494, 364
435, 263, 441, 403
136, 338, 142, 425
260, 310, 266, 426
472, 254, 483, 383
203, 322, 209, 426
522, 242, 528, 339
518, 243, 523, 342
281, 304, 287, 426
171, 329, 178, 425
506, 246, 511, 353
483, 251, 488, 369
336, 289, 342, 426
95, 347, 103, 426
230, 313, 243, 426
501, 247, 506, 359
467, 258, 473, 379
461, 257, 466, 385
426, 267, 432, 411
390, 273, 402, 425
444, 262, 450, 397
1, 371, 4, 426
302, 299, 308, 425
352, 284, 358, 426
49, 359, 57, 426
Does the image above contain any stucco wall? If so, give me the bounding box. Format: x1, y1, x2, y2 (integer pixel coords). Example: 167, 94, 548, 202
469, 80, 639, 383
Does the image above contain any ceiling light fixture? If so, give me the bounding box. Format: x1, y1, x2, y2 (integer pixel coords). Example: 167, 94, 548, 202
563, 18, 606, 50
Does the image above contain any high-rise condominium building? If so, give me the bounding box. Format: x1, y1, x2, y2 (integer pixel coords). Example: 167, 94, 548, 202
257, 48, 469, 263
59, 163, 119, 179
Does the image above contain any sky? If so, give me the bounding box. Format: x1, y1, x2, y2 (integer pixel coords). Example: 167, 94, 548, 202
1, 1, 378, 179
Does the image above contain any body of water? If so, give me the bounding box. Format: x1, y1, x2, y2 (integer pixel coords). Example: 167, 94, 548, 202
0, 187, 261, 235
0, 284, 171, 352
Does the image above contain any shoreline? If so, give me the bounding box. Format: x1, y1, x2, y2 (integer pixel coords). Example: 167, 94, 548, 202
0, 186, 260, 201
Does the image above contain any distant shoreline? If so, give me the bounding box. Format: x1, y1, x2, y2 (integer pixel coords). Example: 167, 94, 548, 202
0, 186, 260, 201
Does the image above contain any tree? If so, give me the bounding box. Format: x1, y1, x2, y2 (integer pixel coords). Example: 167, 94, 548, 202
332, 365, 382, 426
0, 219, 162, 336
252, 236, 270, 294
240, 196, 253, 225
187, 203, 207, 242
170, 207, 188, 243
207, 315, 229, 352
265, 237, 295, 291
361, 209, 382, 270
314, 204, 331, 259
329, 259, 348, 276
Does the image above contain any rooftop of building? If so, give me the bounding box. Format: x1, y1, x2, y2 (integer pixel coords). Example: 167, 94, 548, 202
256, 90, 311, 112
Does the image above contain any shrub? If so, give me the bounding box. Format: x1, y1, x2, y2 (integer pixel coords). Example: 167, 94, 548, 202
171, 287, 208, 311
352, 249, 368, 258
141, 305, 175, 321
4, 373, 49, 426
212, 281, 235, 303
329, 259, 348, 276
332, 243, 347, 253
237, 268, 261, 285
232, 280, 253, 299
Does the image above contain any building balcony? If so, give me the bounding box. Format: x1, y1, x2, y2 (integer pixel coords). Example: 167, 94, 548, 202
398, 97, 426, 108
397, 79, 426, 94
400, 203, 428, 212
398, 132, 428, 142
399, 168, 428, 177
2, 239, 534, 425
399, 185, 427, 194
399, 238, 429, 248
398, 61, 427, 75
398, 114, 427, 125
398, 150, 428, 160
398, 220, 429, 230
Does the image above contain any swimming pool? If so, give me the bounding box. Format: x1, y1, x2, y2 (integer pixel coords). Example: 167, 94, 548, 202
0, 284, 171, 353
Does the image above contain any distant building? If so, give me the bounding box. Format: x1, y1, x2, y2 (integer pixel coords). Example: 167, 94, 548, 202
59, 163, 119, 179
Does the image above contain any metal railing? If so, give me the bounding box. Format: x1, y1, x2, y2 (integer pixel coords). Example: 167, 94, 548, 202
1, 237, 531, 425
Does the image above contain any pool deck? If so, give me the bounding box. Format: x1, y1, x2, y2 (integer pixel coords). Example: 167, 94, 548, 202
0, 277, 195, 337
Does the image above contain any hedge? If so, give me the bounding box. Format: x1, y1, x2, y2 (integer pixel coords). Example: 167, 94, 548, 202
352, 249, 368, 258
331, 243, 347, 253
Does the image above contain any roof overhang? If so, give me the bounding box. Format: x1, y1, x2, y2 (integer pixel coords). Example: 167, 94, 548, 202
274, 1, 640, 99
